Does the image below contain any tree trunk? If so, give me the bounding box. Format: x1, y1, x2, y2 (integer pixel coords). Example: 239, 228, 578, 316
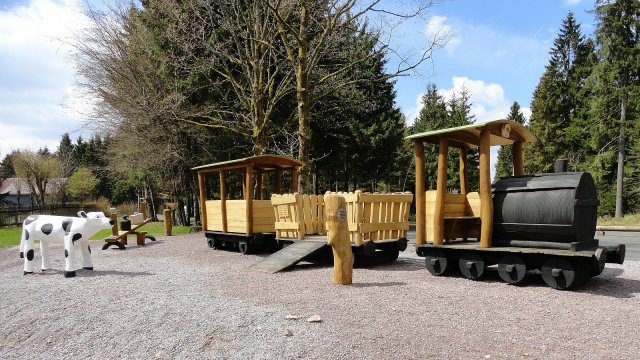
296, 2, 311, 194
615, 94, 626, 218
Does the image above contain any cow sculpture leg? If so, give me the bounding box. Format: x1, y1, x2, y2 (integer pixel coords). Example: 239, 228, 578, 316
81, 241, 93, 270
63, 235, 76, 278
22, 229, 35, 275
40, 240, 52, 271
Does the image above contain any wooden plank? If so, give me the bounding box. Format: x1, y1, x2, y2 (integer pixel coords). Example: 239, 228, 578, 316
479, 128, 493, 248
198, 172, 207, 232
317, 195, 325, 234
290, 168, 298, 193
360, 222, 410, 233
249, 241, 328, 273
433, 137, 449, 246
220, 172, 227, 233
303, 195, 313, 235
415, 141, 426, 245
358, 193, 414, 203
271, 194, 297, 206
425, 191, 466, 203
310, 195, 319, 235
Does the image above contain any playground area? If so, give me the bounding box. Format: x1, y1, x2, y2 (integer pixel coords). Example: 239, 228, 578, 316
1, 233, 639, 359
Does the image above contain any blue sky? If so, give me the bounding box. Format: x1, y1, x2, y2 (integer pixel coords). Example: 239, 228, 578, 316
0, 0, 595, 176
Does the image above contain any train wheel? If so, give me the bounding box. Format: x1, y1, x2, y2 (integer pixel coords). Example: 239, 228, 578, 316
591, 248, 606, 276
498, 255, 527, 284
238, 241, 250, 254
207, 237, 215, 249
424, 250, 449, 276
384, 249, 400, 261
541, 258, 582, 290
458, 252, 485, 280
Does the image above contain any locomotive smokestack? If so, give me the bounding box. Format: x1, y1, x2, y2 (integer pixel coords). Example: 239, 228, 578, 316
554, 159, 568, 173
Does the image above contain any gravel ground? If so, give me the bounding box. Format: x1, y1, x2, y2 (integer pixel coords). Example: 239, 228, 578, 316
0, 233, 639, 359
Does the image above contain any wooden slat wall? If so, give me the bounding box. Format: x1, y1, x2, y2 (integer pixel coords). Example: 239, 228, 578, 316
272, 192, 413, 243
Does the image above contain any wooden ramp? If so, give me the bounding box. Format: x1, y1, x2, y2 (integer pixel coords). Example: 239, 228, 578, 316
250, 241, 327, 274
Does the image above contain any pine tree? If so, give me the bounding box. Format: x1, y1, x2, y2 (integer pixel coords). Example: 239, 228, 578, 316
589, 0, 640, 217
412, 84, 450, 190
495, 102, 526, 178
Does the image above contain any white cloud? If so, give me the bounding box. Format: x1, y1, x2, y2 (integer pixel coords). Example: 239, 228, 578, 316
0, 0, 91, 157
425, 15, 461, 56
564, 0, 586, 5
438, 76, 512, 122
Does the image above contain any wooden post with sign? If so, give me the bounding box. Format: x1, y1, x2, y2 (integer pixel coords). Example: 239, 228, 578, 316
325, 194, 353, 285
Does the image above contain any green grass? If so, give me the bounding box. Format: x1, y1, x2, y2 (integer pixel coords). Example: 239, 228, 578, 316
598, 212, 640, 227
0, 222, 193, 250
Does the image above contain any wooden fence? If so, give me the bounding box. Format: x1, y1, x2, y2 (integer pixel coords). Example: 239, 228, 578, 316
271, 191, 413, 244
0, 204, 98, 227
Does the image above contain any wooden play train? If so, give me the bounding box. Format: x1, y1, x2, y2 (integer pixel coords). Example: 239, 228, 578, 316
407, 120, 625, 289
193, 119, 626, 289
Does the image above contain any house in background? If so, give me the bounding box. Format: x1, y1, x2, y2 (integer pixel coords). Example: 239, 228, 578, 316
0, 178, 68, 208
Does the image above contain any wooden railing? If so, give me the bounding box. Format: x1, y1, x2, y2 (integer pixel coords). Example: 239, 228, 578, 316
272, 191, 413, 244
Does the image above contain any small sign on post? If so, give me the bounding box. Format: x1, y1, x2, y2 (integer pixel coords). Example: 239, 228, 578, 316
325, 194, 353, 285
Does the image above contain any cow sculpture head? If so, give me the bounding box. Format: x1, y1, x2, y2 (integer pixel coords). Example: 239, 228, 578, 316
77, 211, 114, 229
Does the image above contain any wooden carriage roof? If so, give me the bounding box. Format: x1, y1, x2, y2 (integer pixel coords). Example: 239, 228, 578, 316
191, 155, 303, 173
405, 119, 536, 149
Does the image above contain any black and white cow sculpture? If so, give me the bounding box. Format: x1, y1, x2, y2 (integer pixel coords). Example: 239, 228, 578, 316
20, 211, 114, 277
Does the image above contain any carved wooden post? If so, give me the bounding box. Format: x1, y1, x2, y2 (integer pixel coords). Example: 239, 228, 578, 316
325, 194, 353, 285
163, 208, 172, 236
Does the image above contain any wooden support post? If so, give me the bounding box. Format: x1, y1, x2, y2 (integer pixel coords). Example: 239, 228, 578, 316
219, 171, 227, 233
136, 232, 146, 246
290, 168, 299, 193
138, 201, 147, 220
245, 165, 254, 235
163, 208, 172, 236
325, 194, 353, 285
274, 169, 282, 194
256, 171, 263, 200
414, 141, 426, 246
479, 129, 493, 248
513, 141, 524, 176
198, 172, 207, 231
459, 147, 469, 195
433, 138, 449, 246
110, 208, 118, 236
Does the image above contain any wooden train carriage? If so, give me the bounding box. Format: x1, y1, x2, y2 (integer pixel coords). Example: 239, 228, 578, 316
193, 155, 303, 254
406, 119, 624, 290
271, 191, 413, 259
